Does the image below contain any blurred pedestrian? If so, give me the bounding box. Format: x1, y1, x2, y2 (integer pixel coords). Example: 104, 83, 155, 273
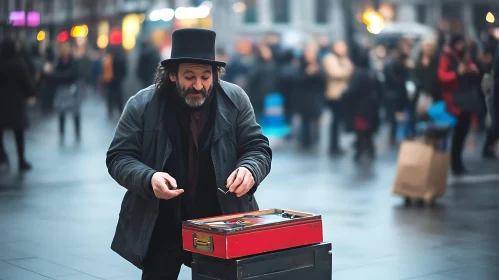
438, 33, 480, 175
0, 39, 36, 171
73, 44, 93, 95
317, 34, 330, 62
323, 41, 354, 155
414, 40, 441, 119
247, 44, 279, 122
102, 46, 127, 118
343, 56, 380, 162
297, 42, 325, 149
137, 40, 161, 89
482, 44, 499, 159
44, 41, 81, 143
36, 40, 57, 113
278, 49, 300, 127
105, 28, 271, 279
89, 48, 103, 94
416, 40, 441, 99
383, 39, 412, 144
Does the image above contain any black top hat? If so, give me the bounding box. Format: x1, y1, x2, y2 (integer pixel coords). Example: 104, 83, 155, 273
161, 28, 226, 67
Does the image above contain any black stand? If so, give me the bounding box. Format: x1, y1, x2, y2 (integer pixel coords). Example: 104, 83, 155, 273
192, 243, 332, 280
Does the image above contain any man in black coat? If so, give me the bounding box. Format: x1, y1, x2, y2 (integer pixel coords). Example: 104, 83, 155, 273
106, 29, 272, 279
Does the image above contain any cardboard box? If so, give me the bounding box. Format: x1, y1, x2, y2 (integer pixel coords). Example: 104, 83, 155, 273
392, 141, 449, 201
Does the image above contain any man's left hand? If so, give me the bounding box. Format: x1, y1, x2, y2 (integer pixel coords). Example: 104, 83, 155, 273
226, 167, 255, 197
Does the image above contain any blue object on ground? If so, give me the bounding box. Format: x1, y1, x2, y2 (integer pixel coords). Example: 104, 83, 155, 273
261, 92, 290, 137
427, 101, 457, 127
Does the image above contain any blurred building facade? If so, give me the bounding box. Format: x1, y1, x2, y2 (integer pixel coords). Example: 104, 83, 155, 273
0, 0, 498, 50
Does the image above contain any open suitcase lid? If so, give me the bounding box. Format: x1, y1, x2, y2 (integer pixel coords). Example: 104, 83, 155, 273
182, 209, 322, 233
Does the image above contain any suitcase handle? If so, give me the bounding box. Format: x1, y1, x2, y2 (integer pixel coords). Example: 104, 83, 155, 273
193, 232, 214, 253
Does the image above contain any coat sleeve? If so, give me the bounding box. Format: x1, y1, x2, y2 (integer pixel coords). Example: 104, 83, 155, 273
106, 94, 157, 199
438, 55, 458, 85
234, 88, 272, 195
51, 61, 79, 84
19, 60, 36, 98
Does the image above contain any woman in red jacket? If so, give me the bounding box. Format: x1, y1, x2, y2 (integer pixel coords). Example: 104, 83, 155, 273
438, 34, 479, 175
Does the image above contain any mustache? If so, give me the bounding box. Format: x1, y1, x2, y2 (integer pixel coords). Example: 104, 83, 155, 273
185, 87, 208, 97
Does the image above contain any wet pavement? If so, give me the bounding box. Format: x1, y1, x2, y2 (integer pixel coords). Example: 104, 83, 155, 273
0, 96, 498, 280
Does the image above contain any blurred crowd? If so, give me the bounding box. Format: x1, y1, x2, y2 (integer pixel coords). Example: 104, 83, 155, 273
217, 29, 499, 174
0, 26, 498, 175
0, 36, 129, 171
216, 30, 498, 174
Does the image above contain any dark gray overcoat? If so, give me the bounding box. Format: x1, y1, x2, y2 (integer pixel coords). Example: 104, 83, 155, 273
106, 81, 272, 269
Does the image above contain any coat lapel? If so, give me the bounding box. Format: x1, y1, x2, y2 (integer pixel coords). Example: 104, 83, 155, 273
212, 86, 233, 143
145, 91, 171, 171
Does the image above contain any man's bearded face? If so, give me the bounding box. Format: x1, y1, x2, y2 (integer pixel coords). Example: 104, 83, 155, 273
170, 63, 213, 108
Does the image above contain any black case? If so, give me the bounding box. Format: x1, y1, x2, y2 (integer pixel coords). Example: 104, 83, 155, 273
191, 243, 332, 280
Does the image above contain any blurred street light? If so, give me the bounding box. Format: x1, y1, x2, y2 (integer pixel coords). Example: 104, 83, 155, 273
363, 9, 383, 25
232, 2, 246, 14
363, 9, 384, 34
200, 1, 213, 9
70, 25, 88, 38
110, 27, 122, 45
122, 14, 141, 51
150, 8, 175, 22
161, 9, 175, 21
195, 5, 211, 18
367, 23, 383, 34
149, 10, 161, 21
175, 7, 188, 20
151, 6, 210, 21
37, 30, 45, 41
58, 31, 69, 43
97, 34, 108, 49
486, 12, 495, 23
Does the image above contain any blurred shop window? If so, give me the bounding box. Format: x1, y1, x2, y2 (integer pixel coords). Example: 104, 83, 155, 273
442, 3, 463, 32
98, 0, 106, 10
1, 0, 8, 15
315, 0, 329, 24
59, 0, 67, 10
192, 0, 206, 5
272, 0, 290, 23
15, 0, 22, 10
33, 1, 43, 13
43, 0, 52, 13
244, 0, 258, 24
416, 4, 427, 24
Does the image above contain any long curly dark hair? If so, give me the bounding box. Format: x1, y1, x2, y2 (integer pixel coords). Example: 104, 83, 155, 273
154, 63, 225, 93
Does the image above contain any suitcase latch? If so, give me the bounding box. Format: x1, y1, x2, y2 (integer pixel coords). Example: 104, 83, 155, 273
193, 232, 213, 253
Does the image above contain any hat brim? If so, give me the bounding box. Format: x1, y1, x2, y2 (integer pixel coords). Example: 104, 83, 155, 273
161, 57, 226, 67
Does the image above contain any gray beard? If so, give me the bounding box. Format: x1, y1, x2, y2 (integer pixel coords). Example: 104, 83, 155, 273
175, 81, 209, 108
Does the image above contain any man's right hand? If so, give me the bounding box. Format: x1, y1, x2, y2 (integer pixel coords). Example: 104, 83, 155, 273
151, 172, 184, 200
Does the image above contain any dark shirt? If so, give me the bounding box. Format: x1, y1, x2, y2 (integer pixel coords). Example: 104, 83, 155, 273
153, 92, 221, 248
181, 101, 222, 221
159, 91, 221, 224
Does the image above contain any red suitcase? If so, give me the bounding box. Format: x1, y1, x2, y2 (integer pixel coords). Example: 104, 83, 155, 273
182, 209, 323, 259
